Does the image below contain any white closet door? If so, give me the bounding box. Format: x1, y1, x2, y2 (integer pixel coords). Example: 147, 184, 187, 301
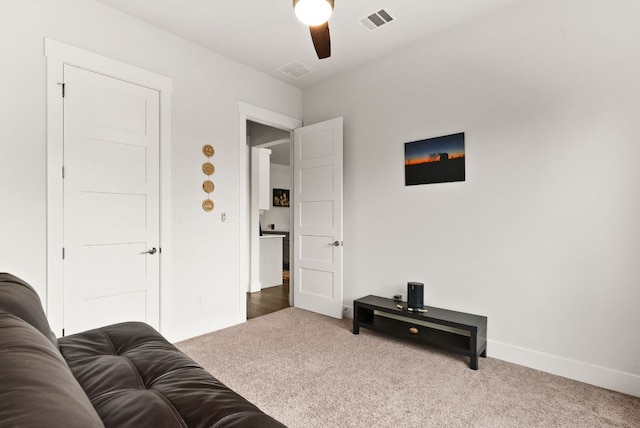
62, 64, 160, 335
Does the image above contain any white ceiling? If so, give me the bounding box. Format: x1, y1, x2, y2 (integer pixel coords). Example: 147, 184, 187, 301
97, 0, 523, 88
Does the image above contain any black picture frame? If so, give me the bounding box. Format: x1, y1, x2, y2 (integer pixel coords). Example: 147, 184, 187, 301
273, 188, 290, 207
404, 132, 466, 185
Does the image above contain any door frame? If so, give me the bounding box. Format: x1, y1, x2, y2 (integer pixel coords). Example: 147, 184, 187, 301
45, 39, 173, 337
238, 102, 301, 316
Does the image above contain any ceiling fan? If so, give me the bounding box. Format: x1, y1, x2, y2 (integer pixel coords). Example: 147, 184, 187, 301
293, 0, 334, 59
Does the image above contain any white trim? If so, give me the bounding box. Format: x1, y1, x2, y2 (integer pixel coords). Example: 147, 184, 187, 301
45, 39, 172, 336
489, 340, 640, 397
162, 315, 241, 344
238, 102, 301, 315
255, 138, 290, 149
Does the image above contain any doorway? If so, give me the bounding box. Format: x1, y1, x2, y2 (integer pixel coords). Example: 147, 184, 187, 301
246, 280, 290, 319
238, 103, 301, 321
246, 120, 292, 319
238, 103, 345, 321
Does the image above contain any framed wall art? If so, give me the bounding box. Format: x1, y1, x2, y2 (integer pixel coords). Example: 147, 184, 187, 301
273, 188, 290, 207
404, 132, 465, 186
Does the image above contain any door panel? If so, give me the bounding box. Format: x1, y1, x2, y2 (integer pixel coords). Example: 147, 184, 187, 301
81, 193, 147, 230
300, 235, 334, 262
80, 243, 147, 283
79, 82, 148, 133
300, 165, 335, 194
293, 117, 343, 318
63, 65, 160, 335
298, 128, 335, 159
299, 269, 334, 298
81, 291, 147, 329
78, 139, 147, 182
300, 200, 334, 227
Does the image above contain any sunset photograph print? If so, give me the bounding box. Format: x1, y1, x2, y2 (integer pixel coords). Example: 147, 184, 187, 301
404, 132, 465, 185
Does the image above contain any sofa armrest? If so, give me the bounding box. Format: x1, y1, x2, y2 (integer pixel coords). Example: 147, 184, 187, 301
0, 313, 104, 428
0, 273, 58, 346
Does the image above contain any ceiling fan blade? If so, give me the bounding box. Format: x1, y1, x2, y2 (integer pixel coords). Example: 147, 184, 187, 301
309, 22, 331, 59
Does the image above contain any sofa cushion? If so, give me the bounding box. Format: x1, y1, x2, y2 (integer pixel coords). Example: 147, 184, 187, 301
0, 312, 105, 428
59, 321, 286, 428
0, 272, 58, 346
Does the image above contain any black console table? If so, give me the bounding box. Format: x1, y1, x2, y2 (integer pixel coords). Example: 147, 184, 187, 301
353, 295, 487, 369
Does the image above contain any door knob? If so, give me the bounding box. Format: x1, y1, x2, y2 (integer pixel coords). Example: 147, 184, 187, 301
142, 247, 157, 255
328, 241, 342, 247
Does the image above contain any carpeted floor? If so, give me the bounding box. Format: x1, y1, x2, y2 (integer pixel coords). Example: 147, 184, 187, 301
176, 307, 640, 428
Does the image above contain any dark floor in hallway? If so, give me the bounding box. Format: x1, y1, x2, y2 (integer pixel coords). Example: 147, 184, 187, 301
247, 277, 290, 319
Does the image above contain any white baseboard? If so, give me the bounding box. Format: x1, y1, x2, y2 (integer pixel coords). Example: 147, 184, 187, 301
489, 340, 640, 398
249, 280, 262, 293
162, 313, 244, 344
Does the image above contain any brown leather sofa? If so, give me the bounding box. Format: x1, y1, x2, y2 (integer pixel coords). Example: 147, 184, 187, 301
0, 273, 286, 428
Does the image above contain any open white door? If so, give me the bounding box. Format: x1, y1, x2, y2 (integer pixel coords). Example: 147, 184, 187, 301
62, 64, 160, 335
293, 117, 343, 318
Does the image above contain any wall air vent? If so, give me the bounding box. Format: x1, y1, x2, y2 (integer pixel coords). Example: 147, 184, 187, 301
277, 60, 313, 79
359, 9, 394, 31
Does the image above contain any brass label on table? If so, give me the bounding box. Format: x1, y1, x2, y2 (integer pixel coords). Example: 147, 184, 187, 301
202, 144, 215, 158
202, 162, 215, 176
202, 180, 215, 193
202, 199, 214, 212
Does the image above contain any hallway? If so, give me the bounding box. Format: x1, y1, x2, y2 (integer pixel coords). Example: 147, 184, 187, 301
246, 277, 290, 319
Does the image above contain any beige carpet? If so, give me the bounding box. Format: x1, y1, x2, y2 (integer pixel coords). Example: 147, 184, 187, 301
176, 307, 640, 428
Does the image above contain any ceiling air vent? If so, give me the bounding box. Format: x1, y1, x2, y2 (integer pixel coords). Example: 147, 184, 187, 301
277, 60, 313, 79
359, 9, 394, 31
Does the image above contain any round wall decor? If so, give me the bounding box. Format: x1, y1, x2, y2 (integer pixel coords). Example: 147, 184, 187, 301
202, 199, 214, 212
202, 162, 215, 176
202, 144, 215, 157
202, 180, 215, 193
201, 146, 215, 212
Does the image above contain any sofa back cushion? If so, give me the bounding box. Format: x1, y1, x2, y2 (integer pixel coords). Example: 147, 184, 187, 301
0, 312, 105, 427
0, 272, 58, 346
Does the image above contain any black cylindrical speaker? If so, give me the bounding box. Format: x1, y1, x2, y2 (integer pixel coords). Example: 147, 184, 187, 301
407, 282, 424, 309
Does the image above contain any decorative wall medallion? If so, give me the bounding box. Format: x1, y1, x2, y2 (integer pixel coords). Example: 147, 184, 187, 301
202, 180, 214, 193
202, 162, 215, 176
202, 199, 214, 212
201, 145, 215, 211
202, 144, 216, 212
202, 144, 215, 158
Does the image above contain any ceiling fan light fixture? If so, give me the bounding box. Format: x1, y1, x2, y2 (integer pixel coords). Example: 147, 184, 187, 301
294, 0, 333, 26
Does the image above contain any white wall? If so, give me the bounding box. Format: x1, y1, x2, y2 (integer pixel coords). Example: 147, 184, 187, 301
303, 0, 640, 396
0, 0, 302, 341
261, 163, 292, 232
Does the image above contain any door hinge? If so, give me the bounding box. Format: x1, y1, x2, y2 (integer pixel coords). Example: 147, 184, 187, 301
62, 165, 65, 179
59, 82, 66, 97
62, 328, 65, 337
62, 247, 65, 260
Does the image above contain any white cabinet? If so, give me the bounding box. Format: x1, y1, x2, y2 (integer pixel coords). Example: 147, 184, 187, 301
251, 147, 271, 210
259, 235, 283, 288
